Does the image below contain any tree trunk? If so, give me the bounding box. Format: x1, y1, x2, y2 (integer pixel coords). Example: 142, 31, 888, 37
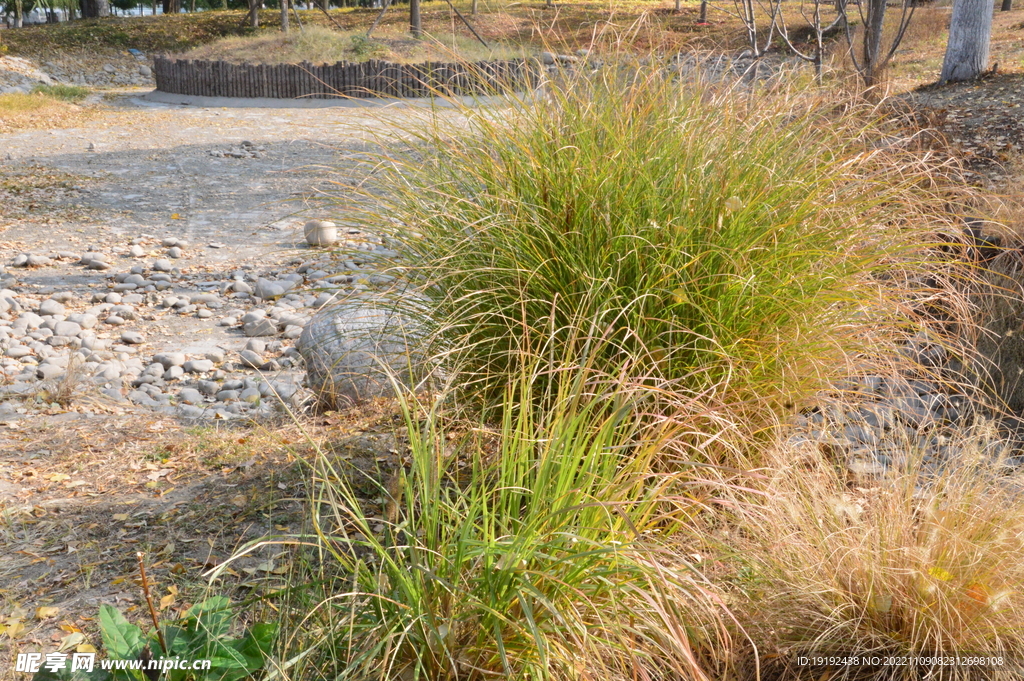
862, 0, 887, 86
1001, 0, 1012, 11
247, 0, 260, 26
471, 0, 477, 15
161, 0, 179, 13
940, 0, 993, 82
281, 0, 289, 31
14, 0, 22, 27
82, 0, 111, 17
410, 0, 421, 37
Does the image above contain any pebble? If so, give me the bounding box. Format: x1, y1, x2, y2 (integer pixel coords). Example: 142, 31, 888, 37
239, 350, 265, 369
178, 388, 204, 404
244, 319, 277, 337
120, 331, 145, 344
239, 387, 261, 403
254, 278, 294, 301
39, 299, 65, 316
67, 313, 98, 329
184, 359, 214, 374
154, 352, 186, 368
848, 458, 887, 477
36, 364, 64, 380
153, 259, 173, 272
53, 321, 82, 337
129, 244, 145, 258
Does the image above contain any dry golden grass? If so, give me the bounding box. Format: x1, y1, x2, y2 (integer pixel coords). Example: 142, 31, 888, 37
177, 24, 527, 65
0, 92, 81, 133
0, 91, 145, 134
707, 426, 1024, 679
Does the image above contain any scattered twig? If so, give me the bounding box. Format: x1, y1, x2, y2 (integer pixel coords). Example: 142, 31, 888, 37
318, 2, 345, 31
441, 0, 488, 47
367, 0, 394, 38
137, 552, 168, 656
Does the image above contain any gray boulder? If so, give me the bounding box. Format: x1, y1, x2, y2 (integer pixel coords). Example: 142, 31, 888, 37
298, 301, 427, 408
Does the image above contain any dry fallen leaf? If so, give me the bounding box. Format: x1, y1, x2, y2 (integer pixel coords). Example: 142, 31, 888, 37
4, 620, 25, 638
57, 632, 86, 652
36, 606, 59, 619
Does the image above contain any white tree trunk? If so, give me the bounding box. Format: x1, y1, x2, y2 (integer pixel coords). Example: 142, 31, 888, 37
940, 0, 993, 82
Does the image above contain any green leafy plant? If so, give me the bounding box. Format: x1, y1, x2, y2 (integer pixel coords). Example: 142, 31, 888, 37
348, 34, 388, 60
32, 598, 276, 681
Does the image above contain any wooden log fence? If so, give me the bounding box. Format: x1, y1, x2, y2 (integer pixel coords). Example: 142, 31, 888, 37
153, 56, 538, 100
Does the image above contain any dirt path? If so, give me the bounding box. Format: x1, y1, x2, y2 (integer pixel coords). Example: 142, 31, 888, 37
0, 93, 419, 669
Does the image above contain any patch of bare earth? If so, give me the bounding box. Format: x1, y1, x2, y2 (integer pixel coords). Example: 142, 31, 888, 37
0, 398, 407, 679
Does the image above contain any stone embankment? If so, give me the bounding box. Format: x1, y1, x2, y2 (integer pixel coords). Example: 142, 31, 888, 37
0, 53, 154, 94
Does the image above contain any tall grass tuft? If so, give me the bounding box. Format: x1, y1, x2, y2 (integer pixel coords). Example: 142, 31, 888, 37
357, 64, 952, 428
277, 363, 731, 681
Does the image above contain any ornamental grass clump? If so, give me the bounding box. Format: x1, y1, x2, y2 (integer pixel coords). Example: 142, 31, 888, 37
279, 365, 730, 681
359, 65, 950, 427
